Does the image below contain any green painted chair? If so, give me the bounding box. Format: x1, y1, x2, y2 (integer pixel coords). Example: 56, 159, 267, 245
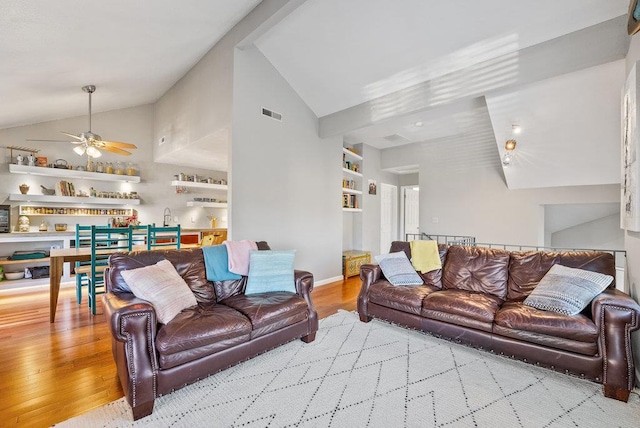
88, 225, 133, 315
74, 224, 109, 305
147, 225, 181, 250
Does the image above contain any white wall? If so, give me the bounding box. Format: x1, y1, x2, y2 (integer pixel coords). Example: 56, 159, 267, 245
231, 45, 343, 283
551, 213, 624, 250
416, 164, 619, 246
625, 38, 640, 388
0, 105, 227, 231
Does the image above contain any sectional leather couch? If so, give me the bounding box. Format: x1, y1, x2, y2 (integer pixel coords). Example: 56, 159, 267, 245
102, 247, 318, 420
358, 242, 640, 402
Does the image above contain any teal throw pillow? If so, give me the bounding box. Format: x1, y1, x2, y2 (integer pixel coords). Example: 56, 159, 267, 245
245, 250, 296, 295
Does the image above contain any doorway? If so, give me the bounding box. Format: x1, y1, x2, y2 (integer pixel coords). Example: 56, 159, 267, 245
380, 183, 398, 254
401, 186, 419, 241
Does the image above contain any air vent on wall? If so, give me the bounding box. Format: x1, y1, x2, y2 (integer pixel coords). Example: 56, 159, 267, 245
261, 107, 282, 122
383, 133, 412, 144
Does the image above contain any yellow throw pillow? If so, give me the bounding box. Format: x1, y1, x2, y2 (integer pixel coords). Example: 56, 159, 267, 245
410, 240, 442, 273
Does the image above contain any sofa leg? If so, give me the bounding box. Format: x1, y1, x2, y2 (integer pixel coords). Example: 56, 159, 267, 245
359, 313, 372, 323
603, 384, 631, 402
301, 332, 316, 343
131, 400, 155, 421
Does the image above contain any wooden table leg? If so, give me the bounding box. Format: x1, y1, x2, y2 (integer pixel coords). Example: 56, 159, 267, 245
50, 256, 64, 323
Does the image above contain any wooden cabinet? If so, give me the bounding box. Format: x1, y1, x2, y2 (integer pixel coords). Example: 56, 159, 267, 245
342, 250, 370, 278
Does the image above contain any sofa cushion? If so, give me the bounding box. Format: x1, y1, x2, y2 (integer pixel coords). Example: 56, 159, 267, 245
120, 259, 197, 324
368, 280, 438, 315
108, 248, 216, 303
155, 303, 252, 369
245, 250, 296, 294
421, 289, 503, 332
494, 301, 598, 355
389, 241, 447, 288
523, 264, 613, 315
222, 293, 309, 339
442, 246, 510, 299
507, 250, 616, 301
375, 251, 423, 286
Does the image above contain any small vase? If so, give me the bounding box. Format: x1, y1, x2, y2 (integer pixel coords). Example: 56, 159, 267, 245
19, 184, 29, 195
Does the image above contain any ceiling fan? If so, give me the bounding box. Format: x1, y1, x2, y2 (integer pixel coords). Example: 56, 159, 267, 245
28, 85, 137, 158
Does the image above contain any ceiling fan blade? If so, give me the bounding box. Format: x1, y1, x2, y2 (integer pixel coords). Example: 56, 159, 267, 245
61, 131, 84, 141
100, 146, 132, 156
26, 139, 73, 143
99, 140, 138, 149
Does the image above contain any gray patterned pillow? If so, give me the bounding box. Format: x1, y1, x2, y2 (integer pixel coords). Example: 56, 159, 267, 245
523, 264, 613, 315
375, 251, 423, 286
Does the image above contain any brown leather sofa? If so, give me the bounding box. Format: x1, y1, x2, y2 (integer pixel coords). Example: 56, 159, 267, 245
102, 247, 318, 420
358, 242, 640, 402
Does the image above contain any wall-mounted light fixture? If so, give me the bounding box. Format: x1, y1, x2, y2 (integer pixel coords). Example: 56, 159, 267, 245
502, 125, 520, 167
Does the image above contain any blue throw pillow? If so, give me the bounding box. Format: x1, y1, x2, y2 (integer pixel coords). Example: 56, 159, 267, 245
375, 251, 423, 286
245, 250, 296, 295
202, 244, 242, 282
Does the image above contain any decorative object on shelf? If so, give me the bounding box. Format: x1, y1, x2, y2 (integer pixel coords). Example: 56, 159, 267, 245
208, 215, 217, 229
36, 156, 48, 167
27, 85, 138, 158
4, 271, 25, 280
27, 154, 35, 166
126, 162, 136, 176
19, 184, 29, 194
16, 153, 24, 165
39, 221, 49, 232
17, 216, 30, 232
105, 162, 114, 174
54, 223, 67, 231
95, 161, 104, 173
40, 185, 56, 195
111, 212, 140, 227
501, 124, 520, 167
54, 159, 68, 169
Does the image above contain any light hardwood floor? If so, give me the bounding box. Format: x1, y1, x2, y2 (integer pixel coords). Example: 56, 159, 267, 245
0, 276, 360, 426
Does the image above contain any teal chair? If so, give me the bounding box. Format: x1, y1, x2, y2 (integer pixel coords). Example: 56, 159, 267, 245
88, 225, 133, 315
147, 225, 181, 250
74, 224, 109, 305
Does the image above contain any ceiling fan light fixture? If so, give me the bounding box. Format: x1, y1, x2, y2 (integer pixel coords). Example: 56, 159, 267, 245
73, 145, 86, 156
86, 146, 102, 158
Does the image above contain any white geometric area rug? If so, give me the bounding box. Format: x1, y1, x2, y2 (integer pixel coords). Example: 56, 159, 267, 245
57, 310, 640, 428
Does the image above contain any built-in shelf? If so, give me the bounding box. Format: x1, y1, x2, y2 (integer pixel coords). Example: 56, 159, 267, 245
9, 164, 141, 183
342, 208, 363, 212
0, 257, 50, 266
19, 205, 134, 217
342, 168, 363, 177
186, 201, 228, 208
171, 181, 227, 191
342, 147, 363, 161
9, 194, 140, 205
342, 188, 362, 195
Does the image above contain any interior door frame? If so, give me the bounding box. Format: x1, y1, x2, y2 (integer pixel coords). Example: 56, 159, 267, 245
400, 185, 419, 241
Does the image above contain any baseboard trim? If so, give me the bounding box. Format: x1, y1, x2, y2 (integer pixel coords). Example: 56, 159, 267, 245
314, 275, 345, 287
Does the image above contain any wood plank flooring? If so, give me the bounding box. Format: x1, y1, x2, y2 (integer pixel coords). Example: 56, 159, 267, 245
0, 276, 360, 426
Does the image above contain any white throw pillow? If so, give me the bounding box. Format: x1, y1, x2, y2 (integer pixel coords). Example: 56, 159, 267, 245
523, 264, 613, 315
120, 259, 197, 324
374, 251, 423, 286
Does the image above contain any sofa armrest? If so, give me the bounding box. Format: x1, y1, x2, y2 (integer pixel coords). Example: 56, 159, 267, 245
102, 291, 159, 417
294, 270, 318, 338
591, 288, 640, 400
357, 264, 382, 322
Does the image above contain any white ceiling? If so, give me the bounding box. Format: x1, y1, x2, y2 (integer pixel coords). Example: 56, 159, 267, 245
0, 0, 632, 186
0, 0, 261, 129
256, 0, 629, 117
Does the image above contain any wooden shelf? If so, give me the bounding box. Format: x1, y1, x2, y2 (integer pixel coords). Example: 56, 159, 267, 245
9, 164, 141, 183
342, 168, 362, 177
186, 201, 228, 208
0, 257, 49, 266
171, 181, 227, 191
9, 194, 140, 205
343, 147, 363, 161
342, 188, 362, 195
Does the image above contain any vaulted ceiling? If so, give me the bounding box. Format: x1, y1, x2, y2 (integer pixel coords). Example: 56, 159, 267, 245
0, 0, 632, 189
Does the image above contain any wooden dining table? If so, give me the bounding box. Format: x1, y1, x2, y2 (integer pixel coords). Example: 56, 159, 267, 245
49, 244, 199, 322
